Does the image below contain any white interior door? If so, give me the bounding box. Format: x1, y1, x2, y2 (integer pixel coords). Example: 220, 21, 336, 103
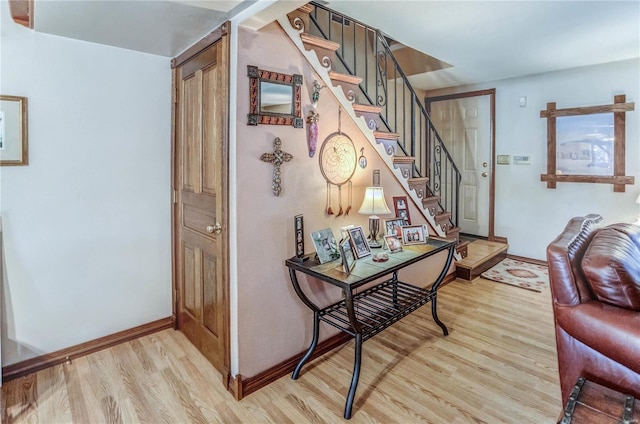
431, 96, 491, 237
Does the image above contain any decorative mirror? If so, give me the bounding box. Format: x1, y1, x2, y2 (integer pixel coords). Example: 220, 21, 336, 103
247, 65, 303, 128
540, 95, 635, 192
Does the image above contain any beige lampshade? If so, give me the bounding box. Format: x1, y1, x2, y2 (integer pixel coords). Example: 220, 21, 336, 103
358, 187, 392, 216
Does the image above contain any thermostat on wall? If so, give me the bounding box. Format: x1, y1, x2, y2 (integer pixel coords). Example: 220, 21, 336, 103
513, 155, 531, 165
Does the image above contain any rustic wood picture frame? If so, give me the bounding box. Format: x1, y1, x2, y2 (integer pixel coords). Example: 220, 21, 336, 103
540, 95, 634, 192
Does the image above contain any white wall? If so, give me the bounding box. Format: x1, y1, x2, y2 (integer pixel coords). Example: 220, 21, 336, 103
428, 58, 640, 260
0, 2, 172, 366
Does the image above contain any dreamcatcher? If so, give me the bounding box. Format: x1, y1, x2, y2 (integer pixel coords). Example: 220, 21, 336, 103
319, 108, 357, 216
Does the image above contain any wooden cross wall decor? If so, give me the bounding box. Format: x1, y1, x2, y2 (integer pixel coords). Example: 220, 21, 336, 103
261, 137, 293, 196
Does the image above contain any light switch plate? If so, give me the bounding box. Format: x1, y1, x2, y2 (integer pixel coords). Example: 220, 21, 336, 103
497, 155, 510, 165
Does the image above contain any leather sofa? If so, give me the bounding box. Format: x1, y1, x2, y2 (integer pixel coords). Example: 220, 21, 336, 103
547, 214, 640, 405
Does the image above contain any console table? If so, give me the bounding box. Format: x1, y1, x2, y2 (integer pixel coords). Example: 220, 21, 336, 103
285, 238, 456, 419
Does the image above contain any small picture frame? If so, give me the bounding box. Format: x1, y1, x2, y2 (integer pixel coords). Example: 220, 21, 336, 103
0, 95, 28, 166
339, 224, 355, 242
384, 218, 405, 237
393, 196, 411, 225
384, 235, 403, 253
347, 226, 371, 259
339, 238, 356, 275
311, 228, 340, 264
294, 215, 304, 258
401, 224, 428, 245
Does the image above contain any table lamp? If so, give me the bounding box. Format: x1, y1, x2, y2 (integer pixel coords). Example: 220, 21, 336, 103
358, 170, 392, 248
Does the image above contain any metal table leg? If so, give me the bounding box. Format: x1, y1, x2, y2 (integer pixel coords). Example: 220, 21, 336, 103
344, 333, 362, 419
292, 310, 320, 379
288, 268, 322, 379
429, 243, 455, 336
343, 289, 363, 420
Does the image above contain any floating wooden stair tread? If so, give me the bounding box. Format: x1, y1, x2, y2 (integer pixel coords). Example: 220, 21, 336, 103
393, 156, 415, 179
435, 212, 451, 222
329, 71, 363, 85
408, 177, 428, 185
456, 240, 470, 259
456, 240, 509, 281
422, 195, 440, 206
373, 131, 400, 140
300, 33, 340, 51
393, 156, 415, 165
444, 226, 460, 240
297, 4, 314, 14
352, 103, 382, 114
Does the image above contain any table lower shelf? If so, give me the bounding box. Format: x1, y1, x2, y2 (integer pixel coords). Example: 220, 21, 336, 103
319, 279, 436, 341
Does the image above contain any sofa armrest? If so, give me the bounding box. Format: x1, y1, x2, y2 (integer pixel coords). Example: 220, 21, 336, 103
547, 215, 603, 305
555, 302, 640, 375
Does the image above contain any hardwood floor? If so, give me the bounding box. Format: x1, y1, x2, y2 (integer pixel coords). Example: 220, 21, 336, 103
1, 278, 561, 423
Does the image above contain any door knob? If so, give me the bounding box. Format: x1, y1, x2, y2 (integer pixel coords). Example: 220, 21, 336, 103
482, 172, 488, 177
207, 223, 222, 234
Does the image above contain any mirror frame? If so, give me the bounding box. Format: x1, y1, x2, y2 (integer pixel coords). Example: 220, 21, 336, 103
247, 65, 303, 128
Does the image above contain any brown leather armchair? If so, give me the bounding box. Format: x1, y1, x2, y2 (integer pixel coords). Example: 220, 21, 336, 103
547, 214, 640, 405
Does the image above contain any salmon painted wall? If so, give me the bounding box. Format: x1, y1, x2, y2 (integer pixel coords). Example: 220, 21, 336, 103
234, 23, 451, 378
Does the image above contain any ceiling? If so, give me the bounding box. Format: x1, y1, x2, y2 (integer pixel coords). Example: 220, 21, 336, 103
28, 1, 640, 90
32, 0, 255, 57
325, 0, 640, 90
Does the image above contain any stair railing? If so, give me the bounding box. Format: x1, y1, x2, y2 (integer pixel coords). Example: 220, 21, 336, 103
308, 2, 461, 229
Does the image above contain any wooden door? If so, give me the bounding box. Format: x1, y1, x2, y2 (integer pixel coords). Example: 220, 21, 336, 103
173, 32, 229, 378
431, 96, 491, 237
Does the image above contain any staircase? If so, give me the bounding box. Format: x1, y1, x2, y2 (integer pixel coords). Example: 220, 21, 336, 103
281, 3, 469, 260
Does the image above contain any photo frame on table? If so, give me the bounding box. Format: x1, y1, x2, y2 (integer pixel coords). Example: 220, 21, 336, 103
310, 228, 340, 264
401, 224, 428, 245
294, 215, 304, 259
384, 218, 404, 237
339, 238, 356, 275
393, 196, 410, 225
384, 235, 403, 253
0, 95, 28, 166
340, 224, 355, 242
347, 225, 371, 259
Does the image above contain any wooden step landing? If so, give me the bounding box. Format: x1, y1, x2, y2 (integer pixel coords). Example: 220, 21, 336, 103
456, 239, 509, 281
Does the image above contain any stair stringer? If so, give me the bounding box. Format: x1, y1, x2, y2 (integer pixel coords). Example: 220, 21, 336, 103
277, 16, 459, 261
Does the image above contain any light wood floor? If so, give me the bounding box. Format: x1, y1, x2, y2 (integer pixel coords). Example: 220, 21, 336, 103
1, 278, 561, 423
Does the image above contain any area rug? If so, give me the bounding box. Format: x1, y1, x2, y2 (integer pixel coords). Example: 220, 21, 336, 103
481, 258, 549, 292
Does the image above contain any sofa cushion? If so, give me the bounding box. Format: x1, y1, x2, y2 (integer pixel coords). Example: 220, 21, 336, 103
581, 224, 640, 310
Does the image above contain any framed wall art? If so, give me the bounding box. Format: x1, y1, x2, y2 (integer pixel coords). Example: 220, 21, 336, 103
247, 65, 303, 128
540, 95, 634, 192
0, 95, 28, 166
